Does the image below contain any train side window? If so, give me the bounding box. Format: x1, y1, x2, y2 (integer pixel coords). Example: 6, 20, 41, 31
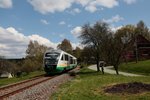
61, 55, 64, 60
73, 59, 75, 64
70, 57, 73, 64
74, 59, 76, 64
65, 54, 69, 61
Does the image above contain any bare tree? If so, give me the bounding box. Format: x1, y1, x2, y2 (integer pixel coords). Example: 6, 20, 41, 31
106, 25, 133, 74
79, 21, 111, 72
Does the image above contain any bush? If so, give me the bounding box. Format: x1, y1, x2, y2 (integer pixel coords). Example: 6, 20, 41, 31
69, 71, 76, 76
20, 58, 43, 74
79, 63, 88, 68
0, 60, 19, 76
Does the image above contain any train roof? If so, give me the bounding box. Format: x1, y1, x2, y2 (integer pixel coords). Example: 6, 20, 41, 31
45, 49, 77, 59
46, 49, 62, 53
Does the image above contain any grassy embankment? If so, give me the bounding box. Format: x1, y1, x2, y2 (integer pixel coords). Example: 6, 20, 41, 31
0, 71, 45, 87
118, 60, 150, 75
51, 68, 150, 100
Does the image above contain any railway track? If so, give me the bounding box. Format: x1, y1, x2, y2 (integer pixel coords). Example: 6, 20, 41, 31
0, 67, 80, 100
0, 75, 56, 99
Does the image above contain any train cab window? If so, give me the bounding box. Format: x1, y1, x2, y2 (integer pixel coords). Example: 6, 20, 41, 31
45, 52, 60, 61
65, 54, 69, 61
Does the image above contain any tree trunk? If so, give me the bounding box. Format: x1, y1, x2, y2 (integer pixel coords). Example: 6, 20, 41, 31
114, 66, 119, 75
96, 51, 100, 72
96, 60, 100, 72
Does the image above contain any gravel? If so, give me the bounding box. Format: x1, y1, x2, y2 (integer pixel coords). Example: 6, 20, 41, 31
6, 73, 74, 100
0, 77, 50, 97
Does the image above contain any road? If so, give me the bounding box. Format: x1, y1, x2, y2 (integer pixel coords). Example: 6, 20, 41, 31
88, 65, 144, 77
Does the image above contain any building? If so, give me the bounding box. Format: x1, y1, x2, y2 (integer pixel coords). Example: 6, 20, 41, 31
125, 35, 150, 61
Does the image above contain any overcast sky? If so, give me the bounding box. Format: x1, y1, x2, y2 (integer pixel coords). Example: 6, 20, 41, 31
0, 0, 150, 58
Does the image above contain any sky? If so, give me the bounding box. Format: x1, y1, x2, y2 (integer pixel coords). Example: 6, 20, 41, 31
0, 0, 150, 58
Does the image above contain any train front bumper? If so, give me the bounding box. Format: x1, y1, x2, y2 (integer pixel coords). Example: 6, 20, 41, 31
44, 65, 64, 74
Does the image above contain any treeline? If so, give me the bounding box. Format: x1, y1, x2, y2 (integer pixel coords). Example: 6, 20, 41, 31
0, 41, 47, 77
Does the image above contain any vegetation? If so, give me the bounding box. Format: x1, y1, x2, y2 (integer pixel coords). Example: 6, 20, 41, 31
119, 60, 150, 75
51, 68, 150, 100
135, 20, 150, 40
0, 41, 47, 77
57, 39, 73, 54
0, 71, 44, 87
1, 20, 150, 77
79, 20, 150, 74
80, 22, 111, 72
25, 40, 47, 71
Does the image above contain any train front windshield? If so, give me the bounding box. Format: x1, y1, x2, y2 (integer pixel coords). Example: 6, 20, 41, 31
45, 52, 60, 65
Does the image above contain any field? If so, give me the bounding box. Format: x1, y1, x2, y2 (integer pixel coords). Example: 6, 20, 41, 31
51, 68, 150, 100
118, 60, 150, 75
0, 71, 45, 87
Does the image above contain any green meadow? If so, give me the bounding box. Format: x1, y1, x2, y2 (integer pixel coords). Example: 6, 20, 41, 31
119, 60, 150, 75
52, 68, 150, 100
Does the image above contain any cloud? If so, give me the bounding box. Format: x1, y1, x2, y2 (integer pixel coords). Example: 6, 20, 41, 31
59, 21, 66, 25
0, 26, 57, 58
28, 34, 57, 47
28, 0, 119, 14
103, 15, 124, 23
76, 0, 118, 13
0, 0, 12, 8
40, 19, 49, 25
71, 26, 82, 37
72, 42, 83, 49
85, 5, 97, 13
28, 0, 136, 14
75, 0, 91, 6
73, 8, 81, 13
123, 0, 136, 4
110, 25, 123, 32
28, 0, 74, 14
67, 8, 81, 15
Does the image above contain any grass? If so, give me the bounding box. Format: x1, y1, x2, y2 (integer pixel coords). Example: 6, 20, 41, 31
51, 68, 150, 100
118, 60, 150, 75
0, 71, 45, 87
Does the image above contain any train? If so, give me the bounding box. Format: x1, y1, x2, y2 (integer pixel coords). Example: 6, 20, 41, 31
43, 49, 77, 74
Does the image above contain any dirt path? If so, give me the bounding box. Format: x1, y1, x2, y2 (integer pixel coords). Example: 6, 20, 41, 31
88, 65, 144, 77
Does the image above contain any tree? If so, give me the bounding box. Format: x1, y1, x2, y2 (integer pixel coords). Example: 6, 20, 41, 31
80, 47, 95, 64
79, 21, 111, 72
73, 47, 81, 62
57, 39, 73, 54
134, 21, 150, 40
25, 41, 47, 72
106, 25, 133, 74
26, 41, 47, 58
